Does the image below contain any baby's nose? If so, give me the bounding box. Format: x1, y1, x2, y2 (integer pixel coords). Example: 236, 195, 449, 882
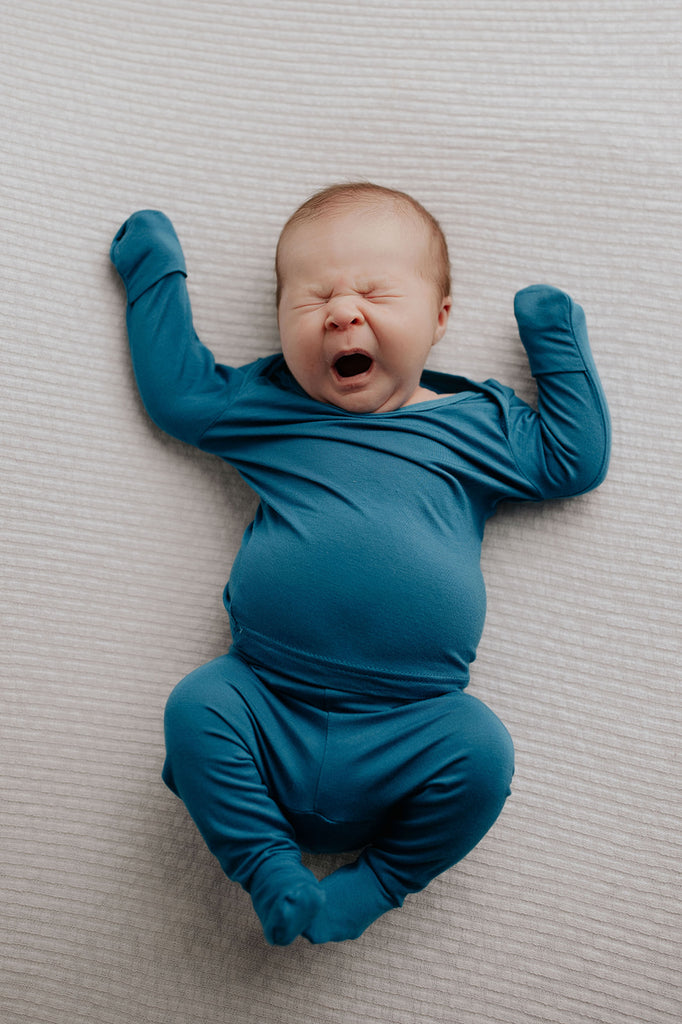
324, 298, 365, 331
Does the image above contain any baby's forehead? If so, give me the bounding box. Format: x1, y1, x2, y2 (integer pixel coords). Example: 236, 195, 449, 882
280, 200, 429, 263
295, 196, 421, 234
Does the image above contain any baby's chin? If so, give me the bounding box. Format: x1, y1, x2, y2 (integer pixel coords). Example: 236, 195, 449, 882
294, 365, 415, 414
327, 377, 429, 414
326, 388, 409, 414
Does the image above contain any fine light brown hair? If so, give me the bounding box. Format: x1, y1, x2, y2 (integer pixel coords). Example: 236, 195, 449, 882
275, 182, 451, 306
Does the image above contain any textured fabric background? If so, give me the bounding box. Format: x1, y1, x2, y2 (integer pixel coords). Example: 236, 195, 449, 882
2, 2, 680, 1022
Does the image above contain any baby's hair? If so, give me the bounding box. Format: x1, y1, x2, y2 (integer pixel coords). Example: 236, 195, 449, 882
275, 182, 451, 306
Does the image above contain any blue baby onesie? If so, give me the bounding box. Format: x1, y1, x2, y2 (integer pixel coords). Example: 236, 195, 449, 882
111, 210, 611, 944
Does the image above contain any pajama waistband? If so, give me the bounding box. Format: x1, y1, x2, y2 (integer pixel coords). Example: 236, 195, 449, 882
228, 611, 468, 701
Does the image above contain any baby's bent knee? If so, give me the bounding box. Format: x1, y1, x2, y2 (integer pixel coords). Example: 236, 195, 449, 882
438, 698, 515, 811
163, 654, 252, 761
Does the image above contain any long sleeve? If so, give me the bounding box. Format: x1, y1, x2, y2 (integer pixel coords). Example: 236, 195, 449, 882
110, 210, 243, 446
503, 285, 611, 500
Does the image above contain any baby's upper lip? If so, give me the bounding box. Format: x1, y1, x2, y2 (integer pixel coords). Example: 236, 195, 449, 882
330, 346, 373, 366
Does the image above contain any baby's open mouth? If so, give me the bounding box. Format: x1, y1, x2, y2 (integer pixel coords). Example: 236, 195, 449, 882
334, 353, 373, 378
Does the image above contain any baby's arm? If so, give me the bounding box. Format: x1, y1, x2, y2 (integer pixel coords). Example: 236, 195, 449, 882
506, 285, 611, 500
110, 211, 241, 446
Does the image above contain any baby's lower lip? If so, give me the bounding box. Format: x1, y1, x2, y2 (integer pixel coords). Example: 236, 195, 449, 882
331, 363, 373, 388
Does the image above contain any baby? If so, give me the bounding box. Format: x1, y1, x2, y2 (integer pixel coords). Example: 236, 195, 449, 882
110, 183, 610, 945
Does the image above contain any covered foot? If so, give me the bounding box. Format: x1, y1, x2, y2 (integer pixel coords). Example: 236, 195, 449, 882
249, 859, 326, 946
303, 856, 400, 944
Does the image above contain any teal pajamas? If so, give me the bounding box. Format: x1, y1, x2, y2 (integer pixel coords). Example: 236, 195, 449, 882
111, 211, 610, 943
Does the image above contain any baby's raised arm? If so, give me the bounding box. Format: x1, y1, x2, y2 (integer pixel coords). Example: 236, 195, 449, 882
504, 285, 611, 501
111, 211, 242, 446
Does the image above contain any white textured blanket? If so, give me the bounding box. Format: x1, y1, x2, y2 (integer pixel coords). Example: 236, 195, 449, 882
2, 2, 680, 1022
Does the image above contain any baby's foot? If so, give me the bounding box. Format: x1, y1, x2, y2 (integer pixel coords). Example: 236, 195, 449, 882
303, 856, 399, 944
261, 879, 326, 946
249, 860, 326, 946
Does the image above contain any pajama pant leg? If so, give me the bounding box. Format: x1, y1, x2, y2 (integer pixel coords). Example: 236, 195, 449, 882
370, 689, 515, 894
161, 650, 328, 944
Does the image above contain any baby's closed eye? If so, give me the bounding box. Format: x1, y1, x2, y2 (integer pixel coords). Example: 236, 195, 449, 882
358, 283, 401, 301
293, 297, 331, 310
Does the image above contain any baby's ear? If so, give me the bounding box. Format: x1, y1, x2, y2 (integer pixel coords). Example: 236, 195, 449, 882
433, 296, 452, 344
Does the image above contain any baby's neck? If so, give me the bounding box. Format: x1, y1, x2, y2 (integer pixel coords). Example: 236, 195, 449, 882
402, 385, 453, 407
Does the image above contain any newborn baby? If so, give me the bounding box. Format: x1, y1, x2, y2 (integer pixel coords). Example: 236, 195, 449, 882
110, 182, 610, 945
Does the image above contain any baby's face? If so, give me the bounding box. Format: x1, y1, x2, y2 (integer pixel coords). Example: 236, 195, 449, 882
277, 204, 451, 414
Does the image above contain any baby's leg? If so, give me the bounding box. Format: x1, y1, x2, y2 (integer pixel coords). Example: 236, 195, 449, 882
162, 652, 324, 945
304, 691, 514, 943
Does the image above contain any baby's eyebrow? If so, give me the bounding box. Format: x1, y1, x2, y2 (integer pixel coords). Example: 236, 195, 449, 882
359, 279, 393, 292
